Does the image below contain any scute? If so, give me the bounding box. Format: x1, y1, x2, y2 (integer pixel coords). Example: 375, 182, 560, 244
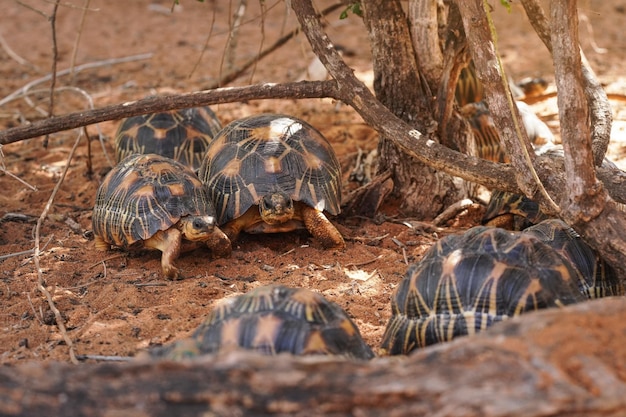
149, 284, 374, 360
198, 113, 342, 224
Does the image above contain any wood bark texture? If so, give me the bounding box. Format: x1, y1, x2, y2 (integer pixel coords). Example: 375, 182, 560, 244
2, 297, 625, 417
361, 0, 463, 218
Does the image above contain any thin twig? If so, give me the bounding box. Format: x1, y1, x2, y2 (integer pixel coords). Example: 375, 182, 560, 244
27, 293, 45, 325
248, 0, 266, 84
14, 0, 49, 18
75, 354, 132, 362
344, 254, 384, 268
579, 13, 607, 54
432, 198, 474, 226
33, 128, 84, 365
69, 0, 93, 82
44, 0, 62, 148
88, 254, 123, 269
0, 29, 39, 70
188, 4, 217, 78
0, 52, 153, 107
60, 271, 105, 291
204, 2, 343, 89
19, 85, 113, 166
17, 235, 54, 266
134, 282, 168, 287
279, 248, 296, 256
0, 248, 36, 261
226, 0, 247, 73
0, 145, 38, 190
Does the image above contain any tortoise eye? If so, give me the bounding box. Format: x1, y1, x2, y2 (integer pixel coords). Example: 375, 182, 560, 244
260, 195, 272, 210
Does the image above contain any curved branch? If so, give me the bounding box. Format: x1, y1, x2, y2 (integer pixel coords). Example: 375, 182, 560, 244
454, 0, 546, 204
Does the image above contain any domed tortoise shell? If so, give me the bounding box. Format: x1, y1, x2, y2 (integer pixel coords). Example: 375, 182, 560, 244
92, 153, 231, 279
198, 113, 344, 249
115, 106, 222, 170
380, 224, 593, 354
150, 284, 374, 360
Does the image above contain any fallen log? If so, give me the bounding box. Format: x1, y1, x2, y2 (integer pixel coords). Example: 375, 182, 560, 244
1, 297, 625, 417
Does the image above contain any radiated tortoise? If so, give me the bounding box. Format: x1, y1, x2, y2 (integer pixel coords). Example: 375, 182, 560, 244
115, 106, 222, 170
198, 113, 345, 249
149, 284, 374, 360
92, 153, 231, 280
380, 221, 619, 355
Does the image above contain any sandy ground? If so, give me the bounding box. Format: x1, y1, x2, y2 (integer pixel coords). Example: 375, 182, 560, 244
1, 0, 625, 363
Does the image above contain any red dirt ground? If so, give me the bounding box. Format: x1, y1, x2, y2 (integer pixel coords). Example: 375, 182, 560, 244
1, 0, 625, 364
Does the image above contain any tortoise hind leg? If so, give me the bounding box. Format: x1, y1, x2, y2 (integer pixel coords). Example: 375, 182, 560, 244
300, 205, 345, 250
94, 235, 111, 251
144, 228, 183, 280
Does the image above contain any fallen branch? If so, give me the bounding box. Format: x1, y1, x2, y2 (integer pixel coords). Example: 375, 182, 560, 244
1, 297, 625, 416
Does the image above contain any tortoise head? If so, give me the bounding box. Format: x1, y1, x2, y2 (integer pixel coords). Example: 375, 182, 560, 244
178, 215, 216, 241
259, 192, 294, 225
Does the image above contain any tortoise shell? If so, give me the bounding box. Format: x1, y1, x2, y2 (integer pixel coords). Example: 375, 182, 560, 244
199, 113, 341, 222
115, 107, 222, 170
455, 61, 484, 108
92, 154, 231, 278
461, 100, 554, 165
93, 153, 219, 247
150, 284, 374, 360
455, 60, 548, 107
482, 190, 548, 229
380, 225, 587, 354
460, 101, 509, 164
523, 219, 623, 298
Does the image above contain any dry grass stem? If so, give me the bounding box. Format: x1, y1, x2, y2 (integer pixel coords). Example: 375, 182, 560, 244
69, 0, 93, 81
0, 53, 153, 107
33, 128, 84, 364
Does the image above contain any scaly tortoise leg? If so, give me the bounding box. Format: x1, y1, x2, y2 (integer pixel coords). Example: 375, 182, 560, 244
221, 207, 259, 244
144, 228, 183, 280
94, 235, 111, 251
300, 205, 345, 250
206, 227, 232, 258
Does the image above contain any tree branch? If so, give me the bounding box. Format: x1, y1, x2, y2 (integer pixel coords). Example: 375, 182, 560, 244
0, 81, 336, 145
520, 0, 612, 166
550, 1, 603, 220
454, 0, 551, 209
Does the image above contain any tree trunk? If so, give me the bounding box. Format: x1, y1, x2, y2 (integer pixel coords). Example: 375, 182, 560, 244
2, 297, 625, 416
361, 0, 464, 219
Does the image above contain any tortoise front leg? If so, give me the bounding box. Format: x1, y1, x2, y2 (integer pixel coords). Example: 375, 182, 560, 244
144, 228, 183, 280
300, 206, 345, 250
221, 207, 259, 244
206, 227, 232, 258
